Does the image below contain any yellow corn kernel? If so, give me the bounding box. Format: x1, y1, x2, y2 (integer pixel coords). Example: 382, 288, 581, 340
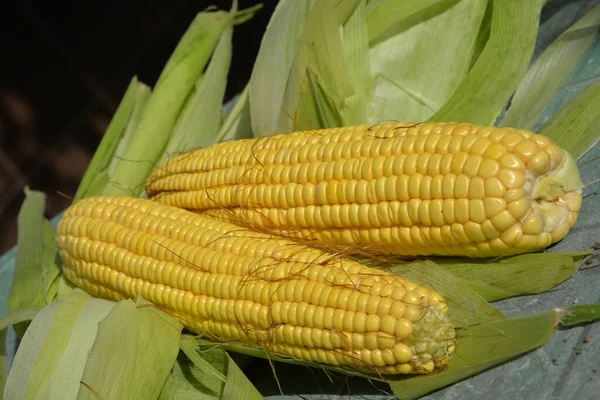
146, 122, 583, 258
57, 196, 455, 375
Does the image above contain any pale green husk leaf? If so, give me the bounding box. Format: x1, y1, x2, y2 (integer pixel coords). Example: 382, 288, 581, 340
431, 0, 541, 124
77, 297, 182, 399
366, 0, 459, 46
0, 307, 41, 397
214, 85, 253, 143
5, 291, 112, 399
389, 305, 600, 400
159, 5, 236, 163
341, 0, 370, 125
108, 11, 228, 197
369, 0, 486, 123
501, 4, 600, 129
538, 79, 600, 160
435, 251, 588, 302
74, 77, 150, 201
8, 189, 60, 337
283, 0, 354, 132
250, 0, 313, 136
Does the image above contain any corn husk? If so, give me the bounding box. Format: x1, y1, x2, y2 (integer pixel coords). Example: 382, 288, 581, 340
538, 80, 600, 160
158, 3, 263, 163
107, 10, 230, 197
74, 77, 151, 201
500, 4, 600, 129
7, 189, 60, 337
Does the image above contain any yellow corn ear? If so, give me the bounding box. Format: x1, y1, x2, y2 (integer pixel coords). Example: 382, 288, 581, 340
146, 122, 583, 257
56, 195, 455, 375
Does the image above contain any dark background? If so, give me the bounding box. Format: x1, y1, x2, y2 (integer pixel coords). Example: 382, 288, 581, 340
0, 0, 277, 253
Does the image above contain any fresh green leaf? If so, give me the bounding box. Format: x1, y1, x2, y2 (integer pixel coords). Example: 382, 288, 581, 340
389, 305, 600, 399
106, 82, 152, 179
159, 355, 224, 400
180, 335, 227, 384
234, 4, 263, 25
1, 307, 42, 399
436, 252, 587, 302
468, 0, 492, 68
44, 296, 115, 399
175, 335, 262, 400
78, 297, 182, 399
40, 220, 61, 305
250, 0, 312, 136
222, 354, 264, 400
8, 189, 54, 336
501, 4, 600, 129
538, 80, 600, 159
295, 68, 345, 130
342, 0, 371, 125
6, 291, 91, 399
0, 308, 42, 332
366, 0, 460, 46
108, 11, 228, 197
74, 78, 146, 201
431, 0, 541, 124
160, 8, 235, 163
55, 274, 76, 301
283, 0, 353, 132
384, 260, 505, 327
369, 0, 486, 123
215, 86, 253, 143
334, 0, 361, 25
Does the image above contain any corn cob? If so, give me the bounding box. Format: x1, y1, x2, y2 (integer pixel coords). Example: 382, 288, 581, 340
146, 122, 583, 258
56, 195, 455, 375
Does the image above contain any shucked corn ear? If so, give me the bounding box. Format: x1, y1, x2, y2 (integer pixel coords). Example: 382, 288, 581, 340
146, 122, 583, 257
56, 195, 455, 375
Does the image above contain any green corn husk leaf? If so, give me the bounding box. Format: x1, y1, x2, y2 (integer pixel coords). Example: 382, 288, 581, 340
8, 189, 61, 337
159, 355, 224, 400
108, 11, 228, 197
334, 0, 361, 25
295, 68, 345, 130
435, 251, 588, 302
4, 291, 115, 399
384, 260, 505, 327
180, 336, 227, 385
0, 307, 41, 397
538, 79, 600, 159
283, 0, 354, 132
55, 273, 77, 302
369, 0, 486, 123
250, 0, 312, 137
222, 354, 263, 400
214, 85, 253, 143
501, 4, 600, 129
389, 304, 600, 400
431, 0, 541, 124
159, 4, 239, 162
468, 0, 492, 68
234, 4, 264, 25
169, 335, 262, 400
78, 297, 182, 400
74, 77, 150, 201
366, 0, 462, 46
341, 0, 371, 125
106, 82, 152, 178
